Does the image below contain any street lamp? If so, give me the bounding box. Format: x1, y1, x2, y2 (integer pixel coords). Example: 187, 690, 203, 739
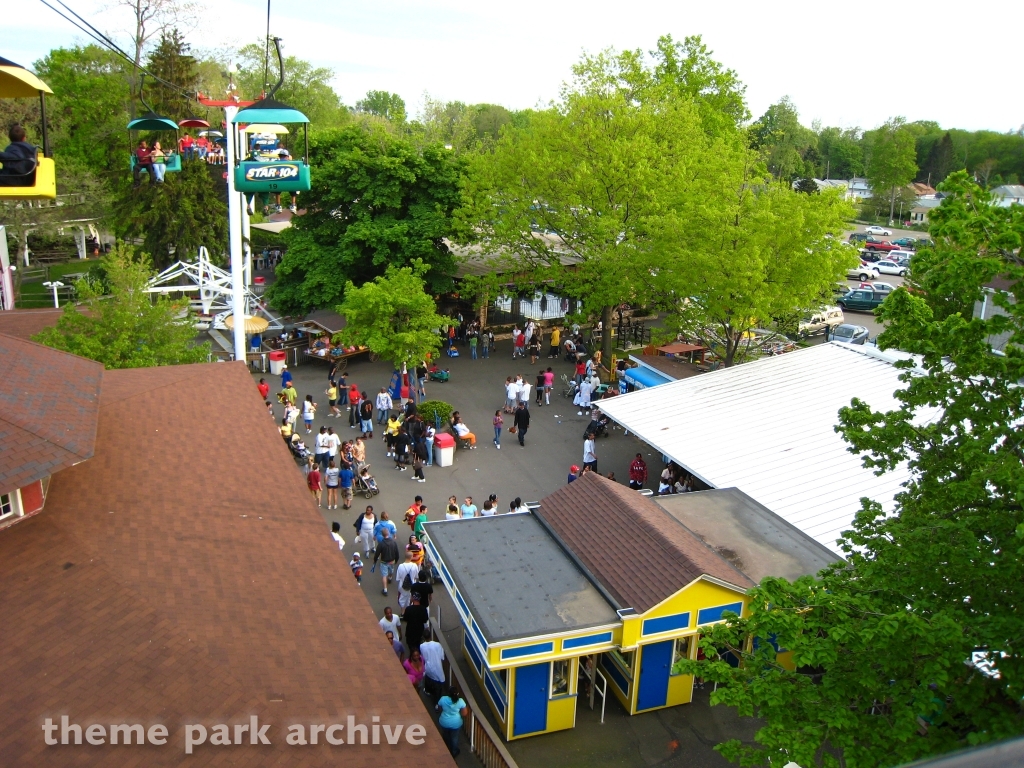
42, 280, 64, 308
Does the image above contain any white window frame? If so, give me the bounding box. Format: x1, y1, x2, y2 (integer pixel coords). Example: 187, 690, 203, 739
549, 658, 574, 699
0, 490, 21, 521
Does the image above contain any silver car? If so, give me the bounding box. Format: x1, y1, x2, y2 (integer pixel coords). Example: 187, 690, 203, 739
828, 324, 870, 345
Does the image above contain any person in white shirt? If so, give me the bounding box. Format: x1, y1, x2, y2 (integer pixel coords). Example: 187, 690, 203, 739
315, 427, 331, 469
504, 377, 518, 413
518, 379, 531, 408
583, 434, 598, 472
325, 427, 341, 464
419, 639, 446, 701
358, 506, 377, 556
395, 551, 421, 612
525, 320, 535, 344
480, 500, 496, 516
379, 606, 402, 640
375, 388, 393, 425
510, 326, 522, 358
330, 521, 345, 550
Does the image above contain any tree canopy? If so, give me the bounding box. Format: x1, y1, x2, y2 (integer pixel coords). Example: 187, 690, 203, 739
677, 172, 1024, 767
33, 245, 210, 368
867, 116, 919, 222
355, 90, 407, 123
265, 124, 465, 315
335, 262, 448, 369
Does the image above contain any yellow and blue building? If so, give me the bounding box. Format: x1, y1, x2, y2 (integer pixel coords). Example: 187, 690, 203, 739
422, 474, 838, 740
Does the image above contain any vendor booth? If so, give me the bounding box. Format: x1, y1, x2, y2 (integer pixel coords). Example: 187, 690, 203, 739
419, 474, 836, 740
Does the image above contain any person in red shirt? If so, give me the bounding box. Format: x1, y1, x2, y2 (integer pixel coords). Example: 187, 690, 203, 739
195, 135, 210, 160
306, 462, 322, 507
178, 133, 194, 160
574, 359, 587, 384
629, 453, 648, 490
257, 377, 270, 400
132, 141, 153, 187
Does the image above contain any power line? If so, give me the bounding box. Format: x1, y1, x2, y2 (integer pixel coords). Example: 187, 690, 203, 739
36, 0, 196, 101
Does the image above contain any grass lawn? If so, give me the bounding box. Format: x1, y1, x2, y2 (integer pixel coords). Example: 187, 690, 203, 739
16, 258, 102, 308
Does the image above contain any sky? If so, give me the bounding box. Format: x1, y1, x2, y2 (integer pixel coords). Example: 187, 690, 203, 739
4, 0, 1021, 133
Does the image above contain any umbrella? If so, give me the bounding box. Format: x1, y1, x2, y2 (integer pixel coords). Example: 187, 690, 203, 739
224, 314, 270, 334
198, 130, 224, 137
178, 117, 211, 128
241, 123, 289, 134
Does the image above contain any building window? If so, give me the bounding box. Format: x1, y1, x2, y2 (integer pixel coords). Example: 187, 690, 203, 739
0, 493, 14, 520
551, 659, 570, 698
609, 648, 635, 678
494, 667, 507, 693
670, 636, 691, 675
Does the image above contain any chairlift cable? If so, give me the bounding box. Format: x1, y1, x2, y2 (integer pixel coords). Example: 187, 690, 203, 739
263, 0, 272, 96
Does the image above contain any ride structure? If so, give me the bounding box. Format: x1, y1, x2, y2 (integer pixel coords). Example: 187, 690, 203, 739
0, 56, 56, 200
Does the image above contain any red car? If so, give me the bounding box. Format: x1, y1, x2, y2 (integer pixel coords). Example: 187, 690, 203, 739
864, 240, 899, 252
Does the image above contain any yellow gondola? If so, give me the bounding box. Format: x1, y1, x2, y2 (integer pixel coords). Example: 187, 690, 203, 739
0, 56, 56, 200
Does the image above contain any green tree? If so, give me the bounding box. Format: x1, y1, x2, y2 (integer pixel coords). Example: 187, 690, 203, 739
266, 124, 465, 315
335, 262, 448, 369
817, 125, 865, 179
145, 28, 200, 121
867, 116, 918, 223
33, 244, 210, 367
918, 131, 960, 186
355, 90, 406, 123
472, 103, 513, 141
678, 172, 1024, 767
750, 96, 818, 181
414, 95, 477, 153
110, 158, 227, 269
661, 180, 856, 366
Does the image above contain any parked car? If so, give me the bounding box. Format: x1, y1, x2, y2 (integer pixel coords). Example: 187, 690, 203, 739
889, 249, 914, 263
828, 323, 870, 345
857, 281, 896, 293
838, 288, 887, 312
798, 306, 845, 338
889, 237, 918, 249
865, 240, 899, 253
847, 263, 881, 281
848, 232, 869, 243
865, 225, 892, 236
874, 259, 908, 276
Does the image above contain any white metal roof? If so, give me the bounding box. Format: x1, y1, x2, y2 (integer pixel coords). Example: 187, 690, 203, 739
598, 343, 934, 555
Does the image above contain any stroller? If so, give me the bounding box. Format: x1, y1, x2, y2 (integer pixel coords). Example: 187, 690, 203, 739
289, 435, 311, 462
561, 373, 578, 399
355, 465, 380, 498
428, 365, 450, 383
583, 411, 611, 438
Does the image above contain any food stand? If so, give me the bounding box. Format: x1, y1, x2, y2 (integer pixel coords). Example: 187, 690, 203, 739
301, 309, 376, 371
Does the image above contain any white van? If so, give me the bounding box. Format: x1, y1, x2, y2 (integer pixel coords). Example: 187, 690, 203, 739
798, 306, 845, 337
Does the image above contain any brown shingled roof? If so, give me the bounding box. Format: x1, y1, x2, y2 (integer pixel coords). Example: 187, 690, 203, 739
0, 307, 66, 341
0, 333, 102, 497
536, 473, 753, 613
0, 360, 452, 767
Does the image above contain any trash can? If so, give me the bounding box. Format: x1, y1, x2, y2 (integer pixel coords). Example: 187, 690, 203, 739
253, 275, 266, 296
434, 433, 455, 467
269, 350, 287, 375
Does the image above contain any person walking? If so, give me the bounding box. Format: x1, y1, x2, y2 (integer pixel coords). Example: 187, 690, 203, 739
355, 505, 377, 558
306, 462, 322, 507
469, 331, 478, 359
396, 551, 420, 614
385, 414, 402, 457
325, 381, 341, 418
339, 462, 355, 509
424, 422, 436, 466
514, 329, 526, 359
379, 605, 402, 641
513, 402, 530, 447
528, 335, 540, 364
324, 459, 340, 509
583, 433, 598, 473
373, 509, 398, 545
510, 325, 522, 358
374, 527, 400, 596
312, 426, 329, 469
393, 427, 411, 469
548, 326, 561, 358
257, 378, 270, 400
629, 453, 649, 490
348, 385, 362, 429
535, 369, 545, 406
402, 593, 429, 653
492, 410, 503, 449
279, 417, 293, 445
359, 394, 374, 439
544, 367, 554, 405
480, 329, 490, 358
375, 387, 393, 425
436, 687, 468, 758
280, 363, 293, 390
302, 394, 317, 434
325, 426, 341, 469
504, 377, 518, 414
412, 442, 427, 483
420, 638, 446, 702
518, 377, 532, 410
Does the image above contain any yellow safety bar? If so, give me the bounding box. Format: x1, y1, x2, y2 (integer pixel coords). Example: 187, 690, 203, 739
0, 153, 56, 200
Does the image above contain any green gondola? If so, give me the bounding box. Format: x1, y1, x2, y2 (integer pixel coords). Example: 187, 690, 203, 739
128, 75, 181, 180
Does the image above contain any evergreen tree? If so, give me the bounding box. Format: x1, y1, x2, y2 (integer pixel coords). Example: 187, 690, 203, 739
919, 131, 958, 186
145, 29, 200, 120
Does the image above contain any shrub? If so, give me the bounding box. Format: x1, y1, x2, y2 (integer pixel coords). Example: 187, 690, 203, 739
418, 399, 453, 427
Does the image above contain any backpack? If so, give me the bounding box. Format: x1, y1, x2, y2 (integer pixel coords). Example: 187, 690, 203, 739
401, 571, 413, 591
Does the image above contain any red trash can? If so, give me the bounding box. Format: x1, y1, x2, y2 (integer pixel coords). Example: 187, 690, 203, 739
434, 433, 455, 467
269, 349, 287, 375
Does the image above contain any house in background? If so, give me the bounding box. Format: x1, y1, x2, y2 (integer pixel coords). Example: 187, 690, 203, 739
973, 276, 1018, 355
910, 196, 944, 224
846, 178, 873, 200
991, 185, 1024, 207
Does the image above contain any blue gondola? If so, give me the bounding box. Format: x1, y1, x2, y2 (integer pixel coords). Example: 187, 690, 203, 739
128, 75, 182, 180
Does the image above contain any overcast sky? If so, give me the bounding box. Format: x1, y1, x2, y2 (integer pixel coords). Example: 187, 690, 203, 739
4, 0, 1020, 133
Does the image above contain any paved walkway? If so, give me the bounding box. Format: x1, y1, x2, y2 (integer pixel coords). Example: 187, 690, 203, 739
251, 336, 760, 768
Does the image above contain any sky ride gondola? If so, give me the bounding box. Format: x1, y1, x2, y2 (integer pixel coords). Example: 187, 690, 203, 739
231, 38, 310, 195
0, 56, 56, 200
128, 75, 183, 178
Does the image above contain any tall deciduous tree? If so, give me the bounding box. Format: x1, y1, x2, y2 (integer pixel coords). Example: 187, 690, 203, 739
750, 96, 817, 181
867, 116, 918, 223
235, 42, 347, 127
266, 124, 465, 315
677, 172, 1024, 767
355, 90, 406, 123
33, 244, 209, 367
335, 262, 448, 369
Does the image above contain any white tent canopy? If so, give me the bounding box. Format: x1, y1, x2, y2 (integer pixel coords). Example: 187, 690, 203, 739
598, 343, 938, 555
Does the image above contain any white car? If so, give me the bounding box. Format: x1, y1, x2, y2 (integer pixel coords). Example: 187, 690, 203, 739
865, 225, 892, 236
847, 264, 880, 281
874, 259, 907, 276
857, 281, 897, 293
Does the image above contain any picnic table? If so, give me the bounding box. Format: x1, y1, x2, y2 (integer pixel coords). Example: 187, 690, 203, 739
304, 345, 376, 373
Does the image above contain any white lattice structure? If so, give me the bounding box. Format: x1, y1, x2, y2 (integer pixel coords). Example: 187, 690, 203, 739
146, 246, 282, 331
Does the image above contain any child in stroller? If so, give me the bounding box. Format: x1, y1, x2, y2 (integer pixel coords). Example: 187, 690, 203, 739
428, 364, 450, 383
290, 434, 311, 462
583, 409, 611, 438
355, 465, 380, 498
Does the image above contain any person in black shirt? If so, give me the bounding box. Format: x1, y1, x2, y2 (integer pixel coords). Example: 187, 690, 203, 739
0, 125, 38, 187
401, 593, 430, 653
513, 403, 530, 447
410, 569, 433, 607
393, 428, 411, 470
373, 528, 400, 596
359, 397, 374, 439
535, 370, 546, 406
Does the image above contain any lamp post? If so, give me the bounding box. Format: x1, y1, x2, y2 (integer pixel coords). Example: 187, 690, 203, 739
42, 280, 64, 308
